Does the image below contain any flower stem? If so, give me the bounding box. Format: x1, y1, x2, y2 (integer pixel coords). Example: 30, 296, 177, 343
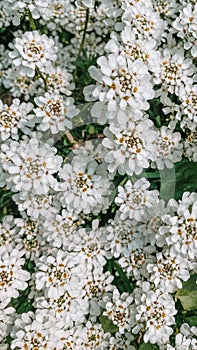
28, 10, 37, 31
77, 9, 89, 58
35, 66, 48, 92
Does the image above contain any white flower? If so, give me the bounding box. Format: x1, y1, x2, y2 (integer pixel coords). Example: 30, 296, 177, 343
35, 249, 84, 299
173, 3, 197, 40
10, 310, 58, 349
104, 213, 143, 258
45, 66, 75, 95
0, 306, 15, 344
102, 118, 157, 176
152, 0, 178, 18
56, 160, 113, 215
103, 288, 134, 334
147, 250, 191, 293
9, 31, 57, 77
80, 269, 114, 316
8, 0, 48, 19
177, 84, 197, 131
151, 125, 183, 170
0, 246, 30, 308
184, 129, 197, 162
133, 282, 177, 345
0, 98, 34, 141
0, 215, 17, 251
115, 178, 159, 221
2, 136, 62, 194
34, 290, 89, 326
3, 66, 43, 101
118, 244, 156, 281
68, 221, 110, 270
12, 190, 60, 220
34, 92, 79, 134
84, 54, 155, 123
154, 49, 194, 95
105, 27, 161, 73
42, 209, 82, 249
122, 1, 165, 42
165, 200, 197, 260
108, 331, 135, 350
14, 215, 46, 259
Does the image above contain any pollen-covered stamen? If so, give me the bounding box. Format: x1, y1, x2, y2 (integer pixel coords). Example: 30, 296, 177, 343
125, 42, 143, 60
26, 157, 46, 176
119, 71, 134, 93
118, 130, 143, 151
157, 258, 176, 277
162, 61, 181, 83
47, 99, 62, 115
135, 14, 155, 33
47, 264, 70, 286
0, 109, 19, 128
24, 39, 44, 61
51, 2, 64, 16
75, 173, 93, 192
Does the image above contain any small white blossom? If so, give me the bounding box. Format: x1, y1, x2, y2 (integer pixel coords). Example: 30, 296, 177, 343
104, 213, 143, 258
35, 249, 84, 299
184, 129, 197, 162
122, 1, 165, 42
0, 99, 34, 141
0, 246, 30, 308
12, 190, 60, 220
34, 92, 79, 134
102, 118, 157, 176
119, 245, 156, 281
10, 310, 58, 349
2, 136, 62, 194
84, 54, 155, 123
133, 282, 177, 345
154, 49, 194, 96
105, 27, 161, 73
9, 31, 57, 77
56, 160, 113, 215
103, 288, 134, 334
151, 125, 183, 170
115, 178, 159, 221
147, 250, 191, 293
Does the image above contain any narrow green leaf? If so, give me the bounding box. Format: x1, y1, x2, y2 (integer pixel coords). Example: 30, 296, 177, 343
139, 342, 154, 350
112, 260, 133, 293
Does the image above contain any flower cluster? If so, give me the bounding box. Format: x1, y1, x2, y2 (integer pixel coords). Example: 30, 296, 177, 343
0, 0, 196, 349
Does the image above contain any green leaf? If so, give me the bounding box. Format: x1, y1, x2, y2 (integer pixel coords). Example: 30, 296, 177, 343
111, 260, 134, 293
139, 342, 155, 350
99, 315, 118, 333
159, 166, 176, 201
185, 316, 197, 327
175, 274, 197, 311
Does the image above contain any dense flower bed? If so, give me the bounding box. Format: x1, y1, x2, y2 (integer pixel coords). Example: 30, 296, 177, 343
0, 0, 196, 349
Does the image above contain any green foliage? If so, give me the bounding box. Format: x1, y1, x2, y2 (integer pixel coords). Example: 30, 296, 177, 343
10, 286, 34, 314
0, 188, 19, 222
174, 158, 197, 199
139, 343, 159, 350
99, 315, 118, 333
73, 51, 98, 102
105, 258, 134, 294
175, 274, 197, 311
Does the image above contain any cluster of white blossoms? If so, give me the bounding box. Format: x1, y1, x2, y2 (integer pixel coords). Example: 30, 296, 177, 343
0, 0, 197, 349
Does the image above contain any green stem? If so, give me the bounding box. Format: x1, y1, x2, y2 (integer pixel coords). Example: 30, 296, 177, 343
28, 10, 37, 31
35, 66, 48, 92
77, 9, 89, 58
